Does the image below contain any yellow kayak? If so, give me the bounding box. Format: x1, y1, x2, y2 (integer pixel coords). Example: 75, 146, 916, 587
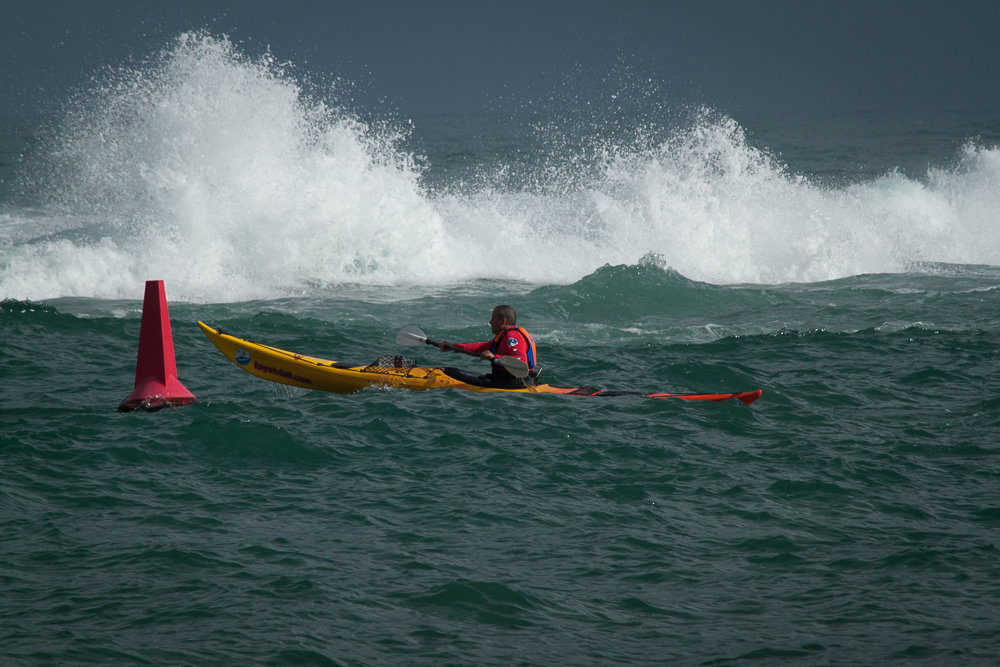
197, 321, 762, 404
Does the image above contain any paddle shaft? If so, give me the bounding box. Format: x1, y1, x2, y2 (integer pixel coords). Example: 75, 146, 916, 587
423, 336, 478, 359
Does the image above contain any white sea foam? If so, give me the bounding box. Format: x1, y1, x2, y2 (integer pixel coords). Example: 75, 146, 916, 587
2, 32, 999, 301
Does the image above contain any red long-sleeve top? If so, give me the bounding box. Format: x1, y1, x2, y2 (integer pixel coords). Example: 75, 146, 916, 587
451, 328, 533, 368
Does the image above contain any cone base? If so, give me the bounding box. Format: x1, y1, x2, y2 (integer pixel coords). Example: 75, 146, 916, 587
118, 378, 196, 413
118, 395, 196, 413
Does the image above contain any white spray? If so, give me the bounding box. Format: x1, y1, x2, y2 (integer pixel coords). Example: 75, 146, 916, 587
2, 33, 998, 301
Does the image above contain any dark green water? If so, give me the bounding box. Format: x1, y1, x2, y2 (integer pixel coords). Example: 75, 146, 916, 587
4, 265, 1000, 664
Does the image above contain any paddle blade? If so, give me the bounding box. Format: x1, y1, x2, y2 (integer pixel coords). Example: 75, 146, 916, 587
497, 355, 530, 379
396, 325, 428, 346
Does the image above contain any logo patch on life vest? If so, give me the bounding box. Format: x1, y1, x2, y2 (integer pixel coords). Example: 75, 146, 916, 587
507, 337, 518, 347
235, 349, 252, 365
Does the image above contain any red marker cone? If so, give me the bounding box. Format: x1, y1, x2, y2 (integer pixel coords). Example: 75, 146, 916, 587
118, 280, 196, 412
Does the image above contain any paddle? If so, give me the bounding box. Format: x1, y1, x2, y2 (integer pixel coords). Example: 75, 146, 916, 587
396, 325, 530, 379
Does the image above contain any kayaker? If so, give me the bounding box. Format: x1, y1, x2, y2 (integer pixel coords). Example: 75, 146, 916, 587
438, 305, 537, 387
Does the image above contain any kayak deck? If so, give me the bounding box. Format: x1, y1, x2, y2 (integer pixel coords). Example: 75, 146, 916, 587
197, 322, 762, 405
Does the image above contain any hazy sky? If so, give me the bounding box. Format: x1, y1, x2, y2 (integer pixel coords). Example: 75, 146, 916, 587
3, 0, 999, 116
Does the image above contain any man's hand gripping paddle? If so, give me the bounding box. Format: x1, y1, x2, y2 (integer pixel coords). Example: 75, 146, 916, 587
396, 325, 530, 379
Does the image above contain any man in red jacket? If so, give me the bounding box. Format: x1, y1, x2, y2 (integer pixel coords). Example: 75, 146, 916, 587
438, 305, 537, 387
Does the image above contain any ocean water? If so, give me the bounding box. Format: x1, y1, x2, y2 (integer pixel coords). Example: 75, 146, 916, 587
3, 32, 1000, 665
